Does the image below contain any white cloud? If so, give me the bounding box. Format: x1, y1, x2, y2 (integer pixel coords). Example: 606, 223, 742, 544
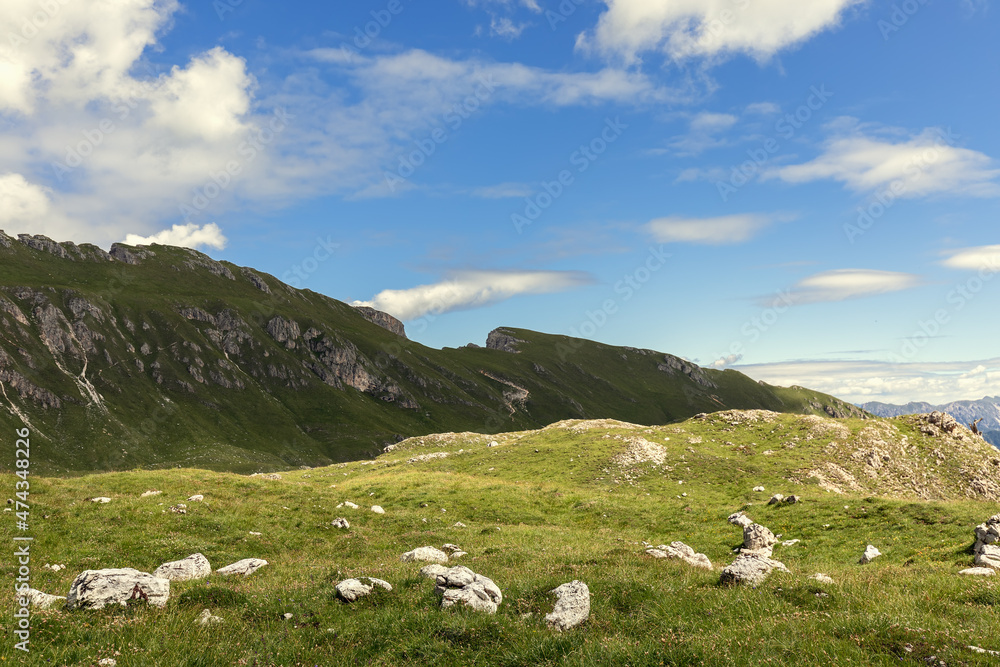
0, 173, 52, 226
711, 352, 743, 369
470, 182, 534, 198
745, 102, 780, 115
490, 17, 528, 39
668, 111, 738, 155
737, 358, 1000, 404
940, 245, 1000, 272
783, 269, 920, 305
123, 223, 228, 250
767, 120, 1000, 198
353, 270, 592, 320
646, 213, 788, 244
579, 0, 865, 63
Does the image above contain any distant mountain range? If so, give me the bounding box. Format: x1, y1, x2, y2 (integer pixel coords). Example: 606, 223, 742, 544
861, 397, 1000, 447
0, 231, 867, 474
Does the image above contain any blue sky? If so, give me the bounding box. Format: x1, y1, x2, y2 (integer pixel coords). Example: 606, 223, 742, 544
1, 0, 999, 404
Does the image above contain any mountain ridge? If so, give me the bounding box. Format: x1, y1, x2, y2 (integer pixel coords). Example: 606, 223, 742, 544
862, 396, 1000, 448
1, 231, 865, 474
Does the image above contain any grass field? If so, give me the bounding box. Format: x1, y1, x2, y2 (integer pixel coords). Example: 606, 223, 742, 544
2, 411, 999, 666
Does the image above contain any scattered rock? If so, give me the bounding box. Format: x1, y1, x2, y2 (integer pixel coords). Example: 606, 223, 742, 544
767, 494, 785, 505
249, 531, 261, 536
859, 545, 882, 564
197, 609, 223, 625
25, 588, 66, 609
728, 511, 754, 528
43, 563, 66, 571
153, 553, 211, 582
975, 544, 1000, 569
331, 518, 350, 529
216, 558, 268, 576
336, 577, 392, 602
781, 539, 800, 547
453, 522, 467, 528
442, 544, 463, 553
488, 441, 499, 447
545, 580, 590, 631
140, 490, 161, 498
720, 554, 789, 586
98, 659, 117, 667
187, 494, 204, 502
400, 547, 449, 563
169, 504, 187, 514
753, 486, 765, 492
371, 505, 385, 514
419, 564, 450, 579
809, 573, 833, 584
283, 613, 293, 620
339, 501, 359, 510
959, 567, 995, 576
435, 566, 502, 614
742, 523, 778, 558
91, 497, 111, 504
66, 568, 170, 609
251, 473, 282, 481
645, 541, 712, 570
974, 514, 1000, 569
968, 645, 1000, 657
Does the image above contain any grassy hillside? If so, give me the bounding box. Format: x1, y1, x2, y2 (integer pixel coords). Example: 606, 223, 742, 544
3, 410, 999, 665
0, 232, 864, 474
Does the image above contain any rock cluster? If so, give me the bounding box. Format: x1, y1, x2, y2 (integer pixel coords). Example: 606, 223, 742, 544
974, 514, 1000, 569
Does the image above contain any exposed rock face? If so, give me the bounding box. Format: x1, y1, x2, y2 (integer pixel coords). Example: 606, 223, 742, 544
352, 306, 406, 338
859, 545, 882, 564
153, 553, 211, 581
400, 547, 449, 563
720, 554, 789, 586
336, 577, 392, 602
545, 581, 590, 631
216, 558, 268, 576
240, 267, 271, 293
645, 542, 712, 570
485, 328, 524, 353
266, 316, 301, 349
109, 243, 155, 264
728, 512, 754, 528
182, 248, 235, 280
26, 588, 66, 609
657, 354, 716, 388
434, 566, 502, 614
66, 568, 170, 609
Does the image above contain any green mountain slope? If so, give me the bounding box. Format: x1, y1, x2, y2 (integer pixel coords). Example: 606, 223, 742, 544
0, 231, 865, 474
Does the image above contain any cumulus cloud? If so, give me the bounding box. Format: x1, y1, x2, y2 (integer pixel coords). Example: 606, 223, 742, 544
940, 245, 1000, 272
782, 269, 921, 305
767, 120, 1000, 198
737, 358, 1000, 404
353, 270, 592, 320
646, 213, 789, 244
0, 173, 52, 226
123, 223, 228, 250
579, 0, 864, 63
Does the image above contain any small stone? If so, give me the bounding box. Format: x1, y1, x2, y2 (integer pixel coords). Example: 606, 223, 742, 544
859, 545, 882, 564
784, 495, 800, 504
283, 613, 293, 620
331, 517, 350, 529
91, 497, 112, 504
187, 494, 204, 502
488, 441, 499, 447
26, 588, 66, 609
98, 659, 117, 666
545, 581, 590, 631
336, 577, 392, 602
453, 522, 467, 528
400, 547, 449, 563
781, 539, 800, 547
767, 494, 784, 505
442, 543, 463, 553
140, 490, 161, 498
371, 505, 385, 514
197, 609, 222, 625
753, 486, 765, 492
728, 512, 754, 528
809, 573, 833, 584
419, 564, 450, 579
153, 553, 211, 582
959, 567, 995, 576
216, 558, 268, 576
720, 553, 789, 586
249, 531, 262, 536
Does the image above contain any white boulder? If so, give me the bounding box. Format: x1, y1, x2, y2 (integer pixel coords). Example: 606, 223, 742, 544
336, 577, 392, 602
400, 547, 449, 563
859, 545, 882, 564
720, 554, 789, 586
645, 542, 712, 570
544, 581, 590, 631
66, 568, 170, 609
153, 553, 211, 581
216, 558, 268, 576
25, 588, 66, 609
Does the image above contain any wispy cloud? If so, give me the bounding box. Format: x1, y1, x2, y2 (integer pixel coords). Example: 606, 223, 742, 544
766, 119, 1000, 198
646, 212, 791, 244
940, 244, 1000, 271
469, 182, 534, 198
667, 111, 738, 156
578, 0, 865, 63
123, 223, 228, 250
353, 269, 592, 320
782, 269, 921, 305
737, 358, 1000, 404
